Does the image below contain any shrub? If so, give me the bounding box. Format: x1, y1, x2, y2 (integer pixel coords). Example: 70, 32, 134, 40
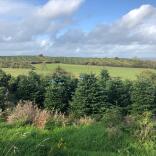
133, 112, 155, 143
7, 101, 50, 128
101, 106, 122, 127
7, 101, 39, 125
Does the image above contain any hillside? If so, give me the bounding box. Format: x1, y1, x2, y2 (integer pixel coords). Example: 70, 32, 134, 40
0, 56, 156, 69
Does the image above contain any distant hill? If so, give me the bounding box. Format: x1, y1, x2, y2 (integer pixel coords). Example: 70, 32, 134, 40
0, 56, 156, 69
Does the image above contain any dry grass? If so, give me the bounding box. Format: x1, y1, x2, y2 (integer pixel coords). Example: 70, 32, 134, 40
45, 111, 70, 129
7, 101, 95, 129
35, 110, 50, 129
77, 116, 95, 126
7, 101, 39, 125
7, 101, 50, 128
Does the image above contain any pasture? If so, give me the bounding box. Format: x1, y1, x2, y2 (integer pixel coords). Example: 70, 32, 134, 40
2, 63, 156, 80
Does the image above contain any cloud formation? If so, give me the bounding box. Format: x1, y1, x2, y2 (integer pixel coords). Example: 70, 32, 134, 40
52, 4, 156, 58
0, 2, 156, 58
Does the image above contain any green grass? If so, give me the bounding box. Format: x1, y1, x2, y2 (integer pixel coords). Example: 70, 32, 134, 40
2, 63, 156, 80
0, 120, 155, 156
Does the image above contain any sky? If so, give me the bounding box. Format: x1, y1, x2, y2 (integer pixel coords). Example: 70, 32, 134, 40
0, 0, 156, 58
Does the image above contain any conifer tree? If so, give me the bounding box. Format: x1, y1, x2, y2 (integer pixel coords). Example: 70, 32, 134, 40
106, 78, 132, 113
132, 77, 155, 113
71, 74, 107, 117
45, 68, 77, 114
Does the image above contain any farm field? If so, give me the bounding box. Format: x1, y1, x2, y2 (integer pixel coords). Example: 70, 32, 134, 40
2, 63, 156, 80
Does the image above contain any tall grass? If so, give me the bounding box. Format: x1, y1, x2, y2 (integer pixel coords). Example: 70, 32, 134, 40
1, 109, 156, 156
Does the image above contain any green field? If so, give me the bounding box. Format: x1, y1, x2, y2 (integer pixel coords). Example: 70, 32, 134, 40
2, 63, 156, 80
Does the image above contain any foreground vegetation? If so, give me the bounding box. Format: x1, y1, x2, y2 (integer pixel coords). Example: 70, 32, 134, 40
1, 67, 156, 155
0, 115, 156, 156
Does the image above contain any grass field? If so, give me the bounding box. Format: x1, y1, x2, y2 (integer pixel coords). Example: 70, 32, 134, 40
2, 63, 156, 80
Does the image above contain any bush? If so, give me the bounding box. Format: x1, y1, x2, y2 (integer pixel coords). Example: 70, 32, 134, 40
132, 112, 155, 143
101, 106, 122, 127
7, 101, 49, 128
7, 101, 39, 125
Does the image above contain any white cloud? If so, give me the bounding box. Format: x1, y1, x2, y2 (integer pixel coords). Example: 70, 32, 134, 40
0, 2, 156, 58
0, 0, 84, 44
37, 0, 84, 18
120, 5, 155, 28
49, 4, 156, 58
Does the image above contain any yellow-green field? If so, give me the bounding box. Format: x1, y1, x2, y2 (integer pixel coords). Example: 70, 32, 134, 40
2, 63, 156, 80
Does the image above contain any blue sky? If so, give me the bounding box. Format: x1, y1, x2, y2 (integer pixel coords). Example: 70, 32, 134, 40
74, 0, 156, 31
36, 0, 156, 31
0, 0, 156, 58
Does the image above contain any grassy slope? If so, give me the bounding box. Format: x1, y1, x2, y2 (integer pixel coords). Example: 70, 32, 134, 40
0, 120, 155, 156
3, 63, 156, 80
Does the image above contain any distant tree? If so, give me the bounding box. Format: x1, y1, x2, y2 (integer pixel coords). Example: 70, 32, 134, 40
114, 57, 120, 60
71, 74, 107, 117
45, 68, 77, 113
38, 54, 44, 57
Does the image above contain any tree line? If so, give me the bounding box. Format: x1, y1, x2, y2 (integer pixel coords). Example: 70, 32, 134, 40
0, 67, 156, 117
0, 61, 34, 69
1, 56, 156, 69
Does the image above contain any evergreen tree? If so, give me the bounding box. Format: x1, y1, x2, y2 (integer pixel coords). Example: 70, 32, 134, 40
45, 68, 77, 113
132, 77, 155, 113
14, 71, 45, 107
106, 78, 132, 113
0, 87, 6, 110
98, 69, 110, 89
100, 69, 110, 82
0, 69, 11, 88
71, 74, 107, 117
0, 70, 11, 110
